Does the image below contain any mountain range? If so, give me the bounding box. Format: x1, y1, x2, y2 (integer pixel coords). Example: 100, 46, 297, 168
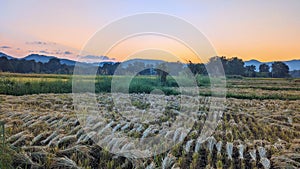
0, 52, 299, 71
0, 52, 103, 67
244, 59, 300, 71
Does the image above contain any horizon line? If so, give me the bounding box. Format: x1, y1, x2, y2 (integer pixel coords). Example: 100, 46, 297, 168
1, 51, 299, 64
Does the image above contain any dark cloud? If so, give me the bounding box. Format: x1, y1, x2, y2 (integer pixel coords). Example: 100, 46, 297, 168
80, 55, 114, 60
0, 46, 11, 49
64, 51, 72, 55
26, 41, 56, 45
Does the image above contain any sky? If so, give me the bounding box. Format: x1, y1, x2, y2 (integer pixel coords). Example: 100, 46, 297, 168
1, 0, 300, 62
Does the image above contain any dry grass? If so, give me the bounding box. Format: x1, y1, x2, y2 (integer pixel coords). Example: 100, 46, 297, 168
0, 92, 299, 168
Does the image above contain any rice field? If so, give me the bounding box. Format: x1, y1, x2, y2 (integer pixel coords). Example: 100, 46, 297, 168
1, 73, 300, 100
0, 73, 299, 168
0, 91, 299, 168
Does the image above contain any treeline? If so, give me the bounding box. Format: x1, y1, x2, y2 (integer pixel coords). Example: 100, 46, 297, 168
195, 56, 291, 78
0, 55, 293, 78
0, 57, 73, 74
290, 70, 300, 78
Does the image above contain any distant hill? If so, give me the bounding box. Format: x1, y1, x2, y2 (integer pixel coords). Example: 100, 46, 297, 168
284, 60, 300, 71
24, 54, 77, 66
290, 70, 300, 78
120, 58, 165, 68
1, 51, 299, 71
0, 52, 164, 67
0, 52, 14, 60
24, 54, 55, 63
245, 59, 300, 71
0, 53, 113, 66
244, 59, 261, 68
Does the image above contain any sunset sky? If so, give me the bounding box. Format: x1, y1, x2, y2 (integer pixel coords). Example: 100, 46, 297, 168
1, 0, 300, 62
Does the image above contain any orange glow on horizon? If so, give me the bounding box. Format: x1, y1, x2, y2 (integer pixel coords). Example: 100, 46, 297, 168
105, 35, 205, 63
1, 1, 300, 62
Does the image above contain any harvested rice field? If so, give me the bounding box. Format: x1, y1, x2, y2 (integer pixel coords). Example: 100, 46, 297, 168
0, 93, 299, 169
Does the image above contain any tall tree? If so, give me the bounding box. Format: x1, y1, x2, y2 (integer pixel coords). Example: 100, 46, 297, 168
0, 57, 14, 72
226, 57, 245, 75
206, 56, 227, 76
156, 63, 168, 85
244, 65, 256, 77
187, 61, 207, 75
101, 63, 117, 75
271, 62, 290, 78
259, 63, 270, 73
45, 58, 61, 73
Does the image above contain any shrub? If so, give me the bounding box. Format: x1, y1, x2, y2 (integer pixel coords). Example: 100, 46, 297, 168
0, 145, 14, 169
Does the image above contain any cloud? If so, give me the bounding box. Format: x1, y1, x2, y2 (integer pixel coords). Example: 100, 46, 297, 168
64, 51, 72, 55
53, 50, 73, 55
26, 41, 56, 45
80, 55, 114, 60
0, 46, 11, 49
39, 50, 50, 54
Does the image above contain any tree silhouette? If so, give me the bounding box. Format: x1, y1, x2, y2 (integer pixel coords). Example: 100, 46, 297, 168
271, 62, 289, 78
206, 56, 227, 76
259, 63, 270, 73
156, 63, 168, 85
0, 55, 293, 79
207, 56, 245, 76
45, 58, 61, 73
244, 65, 256, 77
226, 57, 245, 75
0, 57, 14, 72
187, 61, 207, 75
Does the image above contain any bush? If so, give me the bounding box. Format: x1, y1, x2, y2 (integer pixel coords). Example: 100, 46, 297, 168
0, 145, 14, 169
